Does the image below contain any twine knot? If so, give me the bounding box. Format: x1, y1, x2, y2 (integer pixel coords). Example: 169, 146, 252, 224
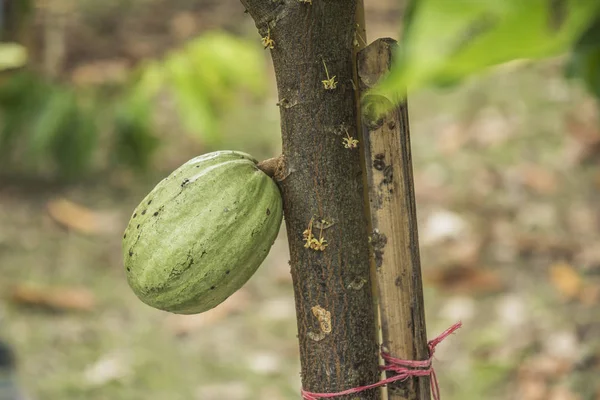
301, 321, 462, 400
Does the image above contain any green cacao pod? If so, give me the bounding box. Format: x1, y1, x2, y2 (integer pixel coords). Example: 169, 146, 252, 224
123, 150, 283, 314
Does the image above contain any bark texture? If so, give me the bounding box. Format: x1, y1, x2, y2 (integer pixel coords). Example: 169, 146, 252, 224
358, 39, 429, 400
241, 1, 380, 399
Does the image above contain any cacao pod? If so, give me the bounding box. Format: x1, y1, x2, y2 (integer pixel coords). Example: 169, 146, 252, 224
123, 151, 283, 314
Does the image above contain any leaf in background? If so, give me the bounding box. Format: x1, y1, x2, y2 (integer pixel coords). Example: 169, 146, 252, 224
129, 60, 164, 99
187, 32, 266, 99
133, 31, 267, 147
163, 50, 219, 143
0, 43, 28, 71
28, 88, 76, 158
0, 73, 49, 159
566, 14, 600, 98
0, 73, 100, 179
377, 0, 600, 100
112, 93, 160, 170
47, 93, 99, 180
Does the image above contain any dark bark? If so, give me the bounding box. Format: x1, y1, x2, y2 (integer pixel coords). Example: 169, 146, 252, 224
242, 1, 381, 399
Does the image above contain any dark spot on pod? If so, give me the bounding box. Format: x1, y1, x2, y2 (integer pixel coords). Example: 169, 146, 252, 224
266, 208, 271, 215
133, 213, 137, 219
148, 200, 152, 205
226, 270, 230, 275
375, 153, 385, 160
142, 210, 147, 215
181, 178, 190, 187
196, 165, 200, 168
123, 233, 127, 239
153, 212, 159, 216
210, 286, 216, 290
129, 249, 133, 256
127, 267, 131, 272
137, 224, 140, 229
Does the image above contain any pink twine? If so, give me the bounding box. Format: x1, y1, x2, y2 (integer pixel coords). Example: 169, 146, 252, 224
301, 321, 462, 400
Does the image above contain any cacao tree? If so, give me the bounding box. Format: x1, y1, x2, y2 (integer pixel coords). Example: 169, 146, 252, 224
122, 1, 600, 400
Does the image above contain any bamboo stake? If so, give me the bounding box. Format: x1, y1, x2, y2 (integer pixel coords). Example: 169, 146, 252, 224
358, 38, 430, 400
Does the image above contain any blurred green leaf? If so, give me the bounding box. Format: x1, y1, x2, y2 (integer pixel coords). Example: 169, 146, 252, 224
29, 89, 76, 157
163, 50, 219, 143
48, 95, 98, 180
0, 43, 28, 71
566, 15, 600, 98
112, 93, 160, 170
0, 71, 98, 179
376, 0, 600, 99
0, 73, 49, 159
0, 31, 268, 180
134, 31, 267, 147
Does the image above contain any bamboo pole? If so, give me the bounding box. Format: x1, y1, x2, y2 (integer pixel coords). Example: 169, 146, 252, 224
358, 38, 430, 400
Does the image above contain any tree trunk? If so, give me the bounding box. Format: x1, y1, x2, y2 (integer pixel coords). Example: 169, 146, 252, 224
241, 1, 381, 399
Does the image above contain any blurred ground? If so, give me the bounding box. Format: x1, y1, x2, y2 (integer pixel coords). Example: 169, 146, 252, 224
1, 1, 600, 400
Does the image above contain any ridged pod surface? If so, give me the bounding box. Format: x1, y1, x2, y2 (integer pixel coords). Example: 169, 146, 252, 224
123, 151, 283, 314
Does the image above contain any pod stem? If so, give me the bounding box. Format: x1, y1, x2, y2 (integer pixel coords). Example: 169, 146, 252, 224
257, 155, 284, 179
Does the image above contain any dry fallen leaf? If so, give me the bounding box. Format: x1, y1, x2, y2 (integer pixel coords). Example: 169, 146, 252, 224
565, 107, 600, 146
522, 355, 574, 380
166, 289, 251, 336
549, 386, 581, 400
425, 264, 504, 295
71, 59, 129, 86
517, 377, 548, 400
564, 109, 600, 164
436, 122, 469, 156
517, 234, 578, 260
445, 238, 484, 269
9, 284, 95, 312
517, 355, 575, 400
47, 198, 120, 235
549, 263, 582, 300
518, 164, 558, 195
579, 284, 600, 306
